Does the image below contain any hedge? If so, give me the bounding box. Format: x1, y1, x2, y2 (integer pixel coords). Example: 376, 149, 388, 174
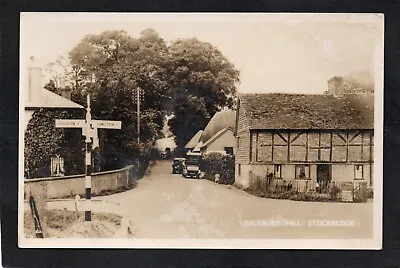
201, 152, 235, 184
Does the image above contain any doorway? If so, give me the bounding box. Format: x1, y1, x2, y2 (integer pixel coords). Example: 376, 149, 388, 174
317, 164, 332, 191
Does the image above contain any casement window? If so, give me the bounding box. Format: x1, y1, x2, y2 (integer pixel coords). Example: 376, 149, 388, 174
225, 147, 234, 155
354, 165, 364, 180
51, 155, 64, 176
295, 164, 310, 179
274, 164, 282, 178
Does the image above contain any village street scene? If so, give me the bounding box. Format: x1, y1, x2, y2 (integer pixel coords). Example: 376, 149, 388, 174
20, 13, 381, 242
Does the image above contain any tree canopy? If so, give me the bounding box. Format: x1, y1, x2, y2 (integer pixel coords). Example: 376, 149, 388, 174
25, 28, 240, 176
166, 38, 239, 153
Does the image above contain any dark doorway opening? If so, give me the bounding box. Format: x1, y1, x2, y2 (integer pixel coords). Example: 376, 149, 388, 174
317, 164, 332, 191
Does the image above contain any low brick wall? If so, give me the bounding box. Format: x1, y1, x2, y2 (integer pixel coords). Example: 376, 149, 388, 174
24, 165, 136, 199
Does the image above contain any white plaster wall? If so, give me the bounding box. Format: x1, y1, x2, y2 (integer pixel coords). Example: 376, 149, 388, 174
235, 164, 251, 188
205, 129, 235, 153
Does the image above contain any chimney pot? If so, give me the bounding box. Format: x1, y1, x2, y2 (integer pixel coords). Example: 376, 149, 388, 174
28, 57, 43, 105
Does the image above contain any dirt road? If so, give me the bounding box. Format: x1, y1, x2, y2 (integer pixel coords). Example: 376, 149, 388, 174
98, 160, 373, 239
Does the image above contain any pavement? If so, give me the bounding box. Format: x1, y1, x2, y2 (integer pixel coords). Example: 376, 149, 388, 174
33, 160, 374, 239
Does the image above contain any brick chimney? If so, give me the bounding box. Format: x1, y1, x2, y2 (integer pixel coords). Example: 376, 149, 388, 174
327, 76, 345, 97
28, 56, 43, 105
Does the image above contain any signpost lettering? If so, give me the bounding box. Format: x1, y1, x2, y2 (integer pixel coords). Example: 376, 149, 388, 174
92, 120, 121, 129
55, 119, 85, 128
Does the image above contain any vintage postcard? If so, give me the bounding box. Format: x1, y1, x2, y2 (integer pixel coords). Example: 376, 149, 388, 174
19, 12, 384, 249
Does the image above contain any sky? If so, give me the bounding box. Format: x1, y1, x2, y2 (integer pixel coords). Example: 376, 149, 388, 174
20, 13, 383, 94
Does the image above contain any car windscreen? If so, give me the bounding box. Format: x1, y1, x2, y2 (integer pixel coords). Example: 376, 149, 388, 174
186, 160, 199, 165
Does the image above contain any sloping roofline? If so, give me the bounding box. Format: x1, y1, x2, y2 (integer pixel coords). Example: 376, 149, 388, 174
201, 126, 234, 149
25, 90, 84, 109
185, 130, 204, 149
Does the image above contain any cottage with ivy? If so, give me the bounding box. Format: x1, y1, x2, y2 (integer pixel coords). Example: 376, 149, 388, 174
24, 57, 84, 178
234, 76, 374, 191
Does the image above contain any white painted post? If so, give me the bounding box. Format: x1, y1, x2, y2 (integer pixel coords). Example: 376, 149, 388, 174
74, 194, 80, 219
85, 95, 92, 222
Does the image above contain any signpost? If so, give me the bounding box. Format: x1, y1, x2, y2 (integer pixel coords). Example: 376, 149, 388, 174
55, 95, 121, 221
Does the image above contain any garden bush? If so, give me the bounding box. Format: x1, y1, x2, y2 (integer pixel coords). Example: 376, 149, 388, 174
243, 183, 343, 203
329, 184, 342, 199
201, 152, 235, 184
366, 188, 374, 199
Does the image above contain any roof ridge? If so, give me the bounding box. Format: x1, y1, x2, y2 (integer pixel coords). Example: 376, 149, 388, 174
184, 130, 204, 149
201, 127, 232, 148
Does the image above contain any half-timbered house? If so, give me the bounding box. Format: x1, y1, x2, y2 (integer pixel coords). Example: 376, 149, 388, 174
234, 80, 374, 190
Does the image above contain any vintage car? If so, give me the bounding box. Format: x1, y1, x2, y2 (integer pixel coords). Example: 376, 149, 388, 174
172, 158, 186, 174
182, 152, 202, 179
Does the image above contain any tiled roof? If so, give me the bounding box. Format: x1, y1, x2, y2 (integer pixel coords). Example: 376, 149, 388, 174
26, 90, 84, 109
239, 93, 374, 130
201, 127, 233, 148
185, 130, 203, 149
200, 109, 236, 142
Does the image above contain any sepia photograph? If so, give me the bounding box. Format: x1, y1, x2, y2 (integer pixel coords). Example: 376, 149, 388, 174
18, 12, 383, 249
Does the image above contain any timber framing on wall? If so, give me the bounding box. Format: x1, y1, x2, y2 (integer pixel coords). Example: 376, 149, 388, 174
248, 129, 373, 165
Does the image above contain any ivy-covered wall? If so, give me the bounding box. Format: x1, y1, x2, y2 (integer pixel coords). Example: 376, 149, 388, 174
24, 108, 85, 179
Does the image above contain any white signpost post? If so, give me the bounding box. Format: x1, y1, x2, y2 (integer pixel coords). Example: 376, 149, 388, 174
55, 95, 121, 222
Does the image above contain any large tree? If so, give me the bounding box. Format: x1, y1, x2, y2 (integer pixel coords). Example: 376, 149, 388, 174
25, 29, 240, 176
166, 38, 240, 153
67, 29, 169, 170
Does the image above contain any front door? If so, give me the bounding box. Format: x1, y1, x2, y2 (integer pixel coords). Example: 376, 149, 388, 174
317, 164, 332, 189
